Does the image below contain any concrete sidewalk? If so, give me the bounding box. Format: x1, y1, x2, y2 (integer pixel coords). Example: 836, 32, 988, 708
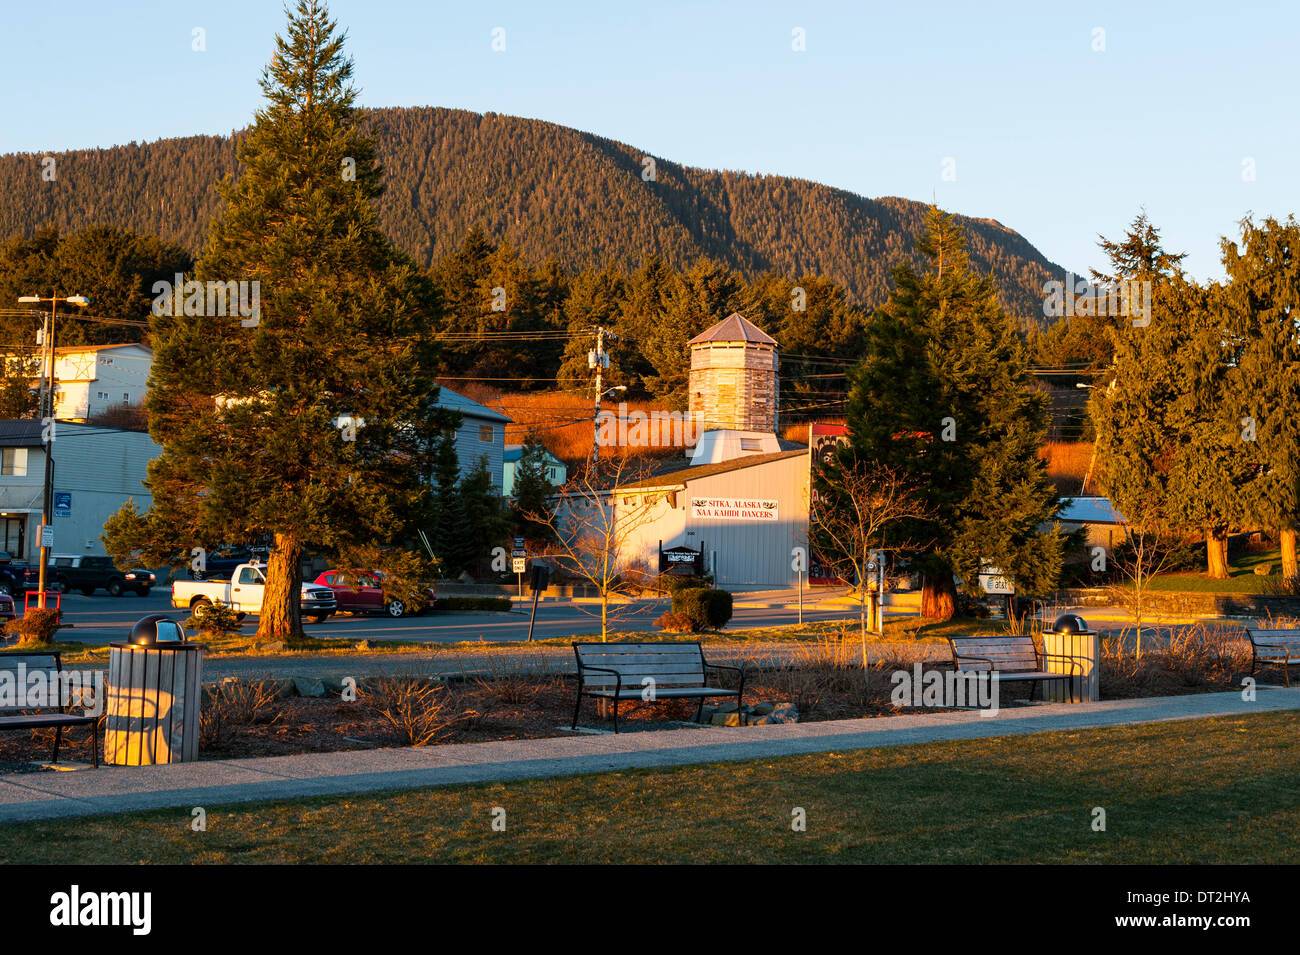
1, 687, 1295, 824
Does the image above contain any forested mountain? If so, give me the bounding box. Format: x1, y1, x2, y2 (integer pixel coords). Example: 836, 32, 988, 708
0, 106, 1065, 327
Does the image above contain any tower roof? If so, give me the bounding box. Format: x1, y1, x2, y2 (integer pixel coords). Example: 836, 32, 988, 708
687, 313, 778, 347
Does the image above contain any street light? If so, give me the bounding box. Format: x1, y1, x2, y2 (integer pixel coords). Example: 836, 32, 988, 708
16, 294, 90, 608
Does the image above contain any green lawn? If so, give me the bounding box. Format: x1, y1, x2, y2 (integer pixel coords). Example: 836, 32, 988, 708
2, 711, 1293, 864
1146, 545, 1289, 593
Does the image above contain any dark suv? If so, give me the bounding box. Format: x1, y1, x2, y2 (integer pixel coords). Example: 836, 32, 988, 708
49, 555, 155, 597
0, 552, 40, 597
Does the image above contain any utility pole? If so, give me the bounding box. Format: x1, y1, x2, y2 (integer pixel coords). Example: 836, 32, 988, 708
17, 294, 89, 608
589, 327, 623, 465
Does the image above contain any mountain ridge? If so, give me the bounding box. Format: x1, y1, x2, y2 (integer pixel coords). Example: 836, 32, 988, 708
0, 105, 1067, 327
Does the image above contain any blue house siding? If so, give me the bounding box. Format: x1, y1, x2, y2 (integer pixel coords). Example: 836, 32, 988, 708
436, 386, 512, 490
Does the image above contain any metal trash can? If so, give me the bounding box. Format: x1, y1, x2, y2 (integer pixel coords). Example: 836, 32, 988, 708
1042, 614, 1099, 703
105, 615, 203, 765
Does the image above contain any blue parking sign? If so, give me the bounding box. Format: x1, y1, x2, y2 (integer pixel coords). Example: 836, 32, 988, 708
53, 492, 71, 517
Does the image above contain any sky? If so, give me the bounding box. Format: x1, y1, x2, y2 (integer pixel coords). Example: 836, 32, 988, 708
2, 0, 1296, 282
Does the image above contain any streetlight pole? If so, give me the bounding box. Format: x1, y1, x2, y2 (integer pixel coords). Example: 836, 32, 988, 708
17, 294, 89, 608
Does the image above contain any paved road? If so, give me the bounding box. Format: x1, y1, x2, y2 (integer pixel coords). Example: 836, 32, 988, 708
48, 590, 865, 646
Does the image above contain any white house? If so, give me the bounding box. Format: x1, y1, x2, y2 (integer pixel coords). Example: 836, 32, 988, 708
1, 343, 153, 422
0, 420, 162, 561
502, 444, 567, 497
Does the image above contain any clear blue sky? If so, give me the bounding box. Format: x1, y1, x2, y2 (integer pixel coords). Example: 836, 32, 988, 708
3, 0, 1296, 282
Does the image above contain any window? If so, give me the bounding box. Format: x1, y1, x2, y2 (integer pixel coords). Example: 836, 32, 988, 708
236, 567, 265, 585
1, 448, 27, 477
123, 393, 129, 403
479, 424, 493, 442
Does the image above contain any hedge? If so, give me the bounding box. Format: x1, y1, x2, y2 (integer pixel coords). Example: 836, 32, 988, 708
671, 587, 733, 631
433, 597, 513, 613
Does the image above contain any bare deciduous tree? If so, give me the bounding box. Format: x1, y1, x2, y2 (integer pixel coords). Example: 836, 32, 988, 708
519, 455, 664, 641
811, 458, 934, 655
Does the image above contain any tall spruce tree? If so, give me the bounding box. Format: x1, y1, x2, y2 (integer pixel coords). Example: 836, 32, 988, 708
104, 0, 453, 641
842, 207, 1062, 619
511, 433, 557, 541
1221, 215, 1300, 580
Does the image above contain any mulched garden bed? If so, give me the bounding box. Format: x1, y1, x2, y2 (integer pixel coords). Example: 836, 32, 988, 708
0, 632, 1273, 772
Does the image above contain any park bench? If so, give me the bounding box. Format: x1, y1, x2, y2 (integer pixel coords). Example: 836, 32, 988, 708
572, 641, 744, 733
0, 651, 99, 767
947, 634, 1082, 704
1244, 627, 1300, 686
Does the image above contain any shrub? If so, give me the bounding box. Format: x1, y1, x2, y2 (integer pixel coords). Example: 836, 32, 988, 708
672, 587, 733, 631
200, 678, 281, 746
654, 611, 698, 633
663, 575, 709, 595
359, 675, 459, 746
184, 599, 241, 636
4, 608, 60, 645
434, 596, 512, 613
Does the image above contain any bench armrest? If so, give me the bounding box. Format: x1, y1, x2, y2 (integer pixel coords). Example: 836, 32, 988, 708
574, 663, 623, 695
1040, 653, 1083, 676
703, 661, 745, 693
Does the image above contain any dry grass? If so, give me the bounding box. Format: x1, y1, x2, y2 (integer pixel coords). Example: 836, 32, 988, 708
444, 384, 682, 466
1099, 622, 1253, 694
779, 418, 843, 445
1039, 440, 1093, 495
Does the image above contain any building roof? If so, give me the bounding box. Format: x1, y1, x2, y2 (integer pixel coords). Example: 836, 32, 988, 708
686, 313, 778, 347
1059, 496, 1125, 524
52, 343, 153, 356
504, 444, 563, 464
618, 448, 806, 490
0, 420, 43, 447
435, 385, 513, 424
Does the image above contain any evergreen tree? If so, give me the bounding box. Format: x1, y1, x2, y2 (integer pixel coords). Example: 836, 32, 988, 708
103, 0, 454, 641
454, 457, 511, 575
843, 207, 1063, 619
511, 433, 557, 541
1221, 215, 1300, 580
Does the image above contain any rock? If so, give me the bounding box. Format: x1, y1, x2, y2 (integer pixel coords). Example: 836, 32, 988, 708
292, 677, 325, 698
1254, 564, 1273, 576
260, 641, 286, 652
354, 639, 377, 650
273, 679, 295, 700
715, 700, 739, 713
752, 702, 775, 716
710, 712, 744, 727
748, 715, 775, 725
320, 676, 346, 696
771, 704, 799, 723
698, 706, 716, 723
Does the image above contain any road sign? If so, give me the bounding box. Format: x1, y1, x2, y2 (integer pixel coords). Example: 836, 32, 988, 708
512, 557, 527, 574
512, 536, 526, 557
39, 524, 54, 549
53, 492, 71, 517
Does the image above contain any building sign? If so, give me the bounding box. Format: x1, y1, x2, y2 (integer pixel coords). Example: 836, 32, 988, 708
659, 543, 704, 575
53, 492, 71, 517
512, 557, 527, 574
690, 497, 779, 521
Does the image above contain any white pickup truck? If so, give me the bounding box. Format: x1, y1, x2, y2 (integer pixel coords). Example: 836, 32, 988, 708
171, 562, 338, 622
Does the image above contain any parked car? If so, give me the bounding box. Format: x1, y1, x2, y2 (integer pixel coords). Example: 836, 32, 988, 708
0, 552, 40, 597
48, 555, 156, 597
0, 592, 14, 621
313, 570, 435, 618
171, 562, 336, 623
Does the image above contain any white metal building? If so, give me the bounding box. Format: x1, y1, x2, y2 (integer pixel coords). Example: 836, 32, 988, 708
0, 420, 161, 561
0, 343, 154, 423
